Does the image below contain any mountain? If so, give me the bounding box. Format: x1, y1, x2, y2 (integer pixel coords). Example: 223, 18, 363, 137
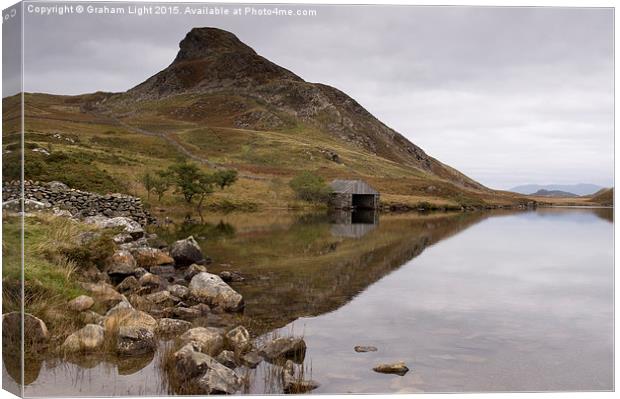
510, 184, 603, 196
4, 27, 530, 210
530, 189, 578, 198
106, 27, 484, 190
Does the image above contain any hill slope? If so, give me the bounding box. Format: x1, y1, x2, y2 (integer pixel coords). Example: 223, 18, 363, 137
4, 27, 531, 210
530, 189, 578, 198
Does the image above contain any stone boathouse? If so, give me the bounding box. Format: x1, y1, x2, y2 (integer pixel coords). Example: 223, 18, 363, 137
328, 179, 380, 210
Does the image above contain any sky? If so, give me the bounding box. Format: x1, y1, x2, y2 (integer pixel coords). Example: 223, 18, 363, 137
3, 3, 614, 189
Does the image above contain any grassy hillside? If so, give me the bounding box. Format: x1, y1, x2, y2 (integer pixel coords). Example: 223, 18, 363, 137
2, 92, 532, 211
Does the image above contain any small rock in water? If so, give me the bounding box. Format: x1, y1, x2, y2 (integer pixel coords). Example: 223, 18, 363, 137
219, 271, 244, 283
354, 345, 378, 353
372, 361, 409, 376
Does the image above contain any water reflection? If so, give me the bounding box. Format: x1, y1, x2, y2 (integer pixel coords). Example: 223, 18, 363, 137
19, 208, 613, 395
329, 209, 378, 238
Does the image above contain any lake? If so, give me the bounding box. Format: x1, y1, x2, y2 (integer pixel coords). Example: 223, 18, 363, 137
13, 208, 614, 395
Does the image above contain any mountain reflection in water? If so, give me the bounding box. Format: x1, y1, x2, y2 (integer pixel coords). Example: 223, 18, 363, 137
14, 208, 613, 395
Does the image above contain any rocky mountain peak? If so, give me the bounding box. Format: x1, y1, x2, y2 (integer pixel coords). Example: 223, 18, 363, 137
173, 27, 256, 63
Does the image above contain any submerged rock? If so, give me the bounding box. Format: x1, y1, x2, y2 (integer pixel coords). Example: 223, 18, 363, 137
68, 295, 94, 312
259, 337, 306, 363
61, 324, 105, 353
372, 362, 409, 376
354, 345, 378, 353
188, 272, 244, 312
170, 236, 205, 266
180, 327, 224, 356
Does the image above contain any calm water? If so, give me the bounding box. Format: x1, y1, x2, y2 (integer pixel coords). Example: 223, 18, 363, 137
14, 208, 613, 395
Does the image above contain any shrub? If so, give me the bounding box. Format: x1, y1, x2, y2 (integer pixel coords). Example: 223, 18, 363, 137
289, 171, 331, 203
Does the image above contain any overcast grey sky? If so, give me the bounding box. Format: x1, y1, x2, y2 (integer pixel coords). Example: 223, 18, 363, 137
5, 3, 614, 189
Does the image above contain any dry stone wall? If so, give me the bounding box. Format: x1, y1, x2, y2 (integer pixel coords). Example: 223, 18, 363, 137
2, 181, 152, 224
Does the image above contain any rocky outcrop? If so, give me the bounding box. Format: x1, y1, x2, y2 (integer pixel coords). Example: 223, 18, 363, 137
188, 272, 244, 312
157, 318, 192, 335
2, 181, 152, 224
84, 216, 145, 238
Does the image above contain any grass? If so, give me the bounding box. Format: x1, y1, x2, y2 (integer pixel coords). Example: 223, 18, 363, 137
1, 214, 119, 349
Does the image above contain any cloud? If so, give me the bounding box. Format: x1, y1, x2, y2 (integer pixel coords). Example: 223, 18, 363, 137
12, 4, 614, 189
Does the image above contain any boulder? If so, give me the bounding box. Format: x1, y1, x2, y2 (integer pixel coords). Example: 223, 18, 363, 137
188, 272, 244, 312
113, 233, 134, 244
105, 250, 137, 277
184, 264, 207, 281
103, 308, 157, 356
105, 300, 133, 317
180, 327, 224, 356
116, 276, 139, 293
61, 324, 105, 353
80, 310, 104, 325
259, 337, 306, 363
139, 272, 163, 288
67, 295, 94, 312
168, 284, 189, 299
145, 291, 180, 307
80, 282, 125, 309
372, 362, 409, 376
225, 326, 251, 353
195, 358, 242, 394
84, 216, 144, 238
215, 350, 237, 369
133, 267, 148, 279
131, 247, 174, 268
2, 312, 49, 346
170, 236, 204, 266
157, 318, 192, 335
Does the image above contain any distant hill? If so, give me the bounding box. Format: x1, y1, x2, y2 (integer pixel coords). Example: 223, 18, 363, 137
590, 188, 613, 206
510, 184, 603, 196
530, 189, 578, 198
